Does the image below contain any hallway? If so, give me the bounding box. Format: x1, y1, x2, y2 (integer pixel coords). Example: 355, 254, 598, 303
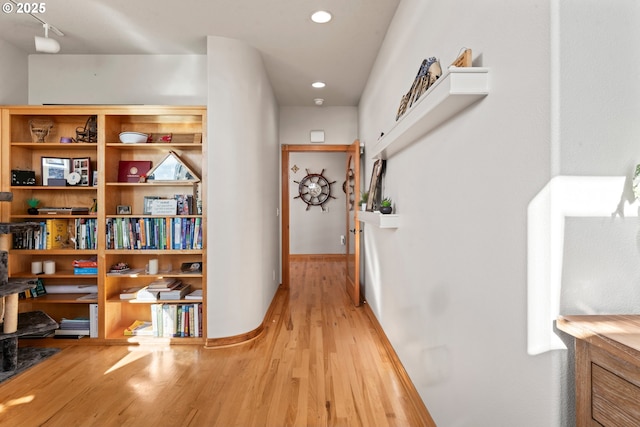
0, 259, 433, 426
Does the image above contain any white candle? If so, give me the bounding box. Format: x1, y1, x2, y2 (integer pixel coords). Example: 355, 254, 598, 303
31, 261, 43, 274
147, 259, 159, 275
43, 260, 56, 275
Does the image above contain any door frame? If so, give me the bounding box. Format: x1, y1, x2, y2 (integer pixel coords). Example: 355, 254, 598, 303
281, 144, 352, 288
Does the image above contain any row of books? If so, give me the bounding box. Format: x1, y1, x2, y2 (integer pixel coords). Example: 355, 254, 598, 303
151, 303, 202, 337
106, 217, 202, 250
123, 303, 202, 338
12, 218, 98, 250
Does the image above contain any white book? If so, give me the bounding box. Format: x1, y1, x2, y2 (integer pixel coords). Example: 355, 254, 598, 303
55, 329, 90, 335
89, 303, 98, 338
136, 286, 160, 301
185, 289, 203, 300
119, 287, 143, 300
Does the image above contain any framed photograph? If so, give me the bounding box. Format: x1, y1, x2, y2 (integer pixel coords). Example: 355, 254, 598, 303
117, 205, 131, 215
92, 170, 98, 187
41, 157, 71, 186
143, 196, 160, 215
366, 159, 385, 211
72, 157, 91, 186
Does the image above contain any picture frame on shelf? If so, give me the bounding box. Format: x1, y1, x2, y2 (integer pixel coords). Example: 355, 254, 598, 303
366, 159, 385, 211
92, 170, 98, 187
41, 157, 71, 186
150, 199, 178, 215
72, 157, 92, 186
143, 196, 160, 215
117, 205, 131, 215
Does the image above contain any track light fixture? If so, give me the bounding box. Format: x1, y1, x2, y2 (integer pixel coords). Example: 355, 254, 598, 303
35, 23, 62, 53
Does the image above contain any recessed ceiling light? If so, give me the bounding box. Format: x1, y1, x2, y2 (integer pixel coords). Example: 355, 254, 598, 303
311, 10, 332, 24
312, 81, 326, 89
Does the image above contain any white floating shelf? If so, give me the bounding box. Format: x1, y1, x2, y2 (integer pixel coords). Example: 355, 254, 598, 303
358, 211, 399, 229
372, 67, 489, 159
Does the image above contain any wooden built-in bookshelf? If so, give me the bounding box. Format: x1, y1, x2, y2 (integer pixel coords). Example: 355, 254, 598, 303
0, 105, 207, 344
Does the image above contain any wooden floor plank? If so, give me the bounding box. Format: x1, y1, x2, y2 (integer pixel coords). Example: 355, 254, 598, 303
0, 259, 434, 426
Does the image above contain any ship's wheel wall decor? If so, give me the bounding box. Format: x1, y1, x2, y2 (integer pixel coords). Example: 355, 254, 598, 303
294, 168, 336, 211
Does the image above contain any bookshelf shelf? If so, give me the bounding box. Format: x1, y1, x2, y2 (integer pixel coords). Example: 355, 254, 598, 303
1, 105, 207, 343
25, 294, 98, 304
371, 67, 489, 159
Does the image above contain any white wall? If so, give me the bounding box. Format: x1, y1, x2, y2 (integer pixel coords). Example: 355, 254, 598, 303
0, 40, 28, 104
206, 36, 280, 338
553, 0, 640, 315
288, 151, 346, 254
359, 0, 558, 425
28, 55, 206, 105
280, 106, 357, 146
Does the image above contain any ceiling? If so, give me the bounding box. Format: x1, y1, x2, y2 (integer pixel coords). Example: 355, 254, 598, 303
0, 0, 400, 106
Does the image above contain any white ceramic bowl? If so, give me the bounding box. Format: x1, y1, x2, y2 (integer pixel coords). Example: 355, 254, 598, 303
119, 131, 149, 144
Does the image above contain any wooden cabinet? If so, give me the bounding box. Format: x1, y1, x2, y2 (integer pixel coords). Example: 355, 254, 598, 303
557, 315, 640, 426
0, 106, 206, 343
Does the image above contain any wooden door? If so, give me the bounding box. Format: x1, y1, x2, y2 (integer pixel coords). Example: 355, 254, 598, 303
345, 140, 361, 306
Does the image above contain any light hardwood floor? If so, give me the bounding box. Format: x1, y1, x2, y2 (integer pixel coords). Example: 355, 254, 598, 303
0, 259, 434, 426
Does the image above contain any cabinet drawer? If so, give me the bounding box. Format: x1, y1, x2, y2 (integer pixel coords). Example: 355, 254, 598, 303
592, 363, 640, 426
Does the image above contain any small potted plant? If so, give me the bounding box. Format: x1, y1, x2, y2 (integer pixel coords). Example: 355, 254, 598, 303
380, 197, 393, 214
26, 198, 40, 215
359, 191, 369, 211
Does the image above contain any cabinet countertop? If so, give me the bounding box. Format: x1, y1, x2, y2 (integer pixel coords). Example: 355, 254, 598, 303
557, 314, 640, 358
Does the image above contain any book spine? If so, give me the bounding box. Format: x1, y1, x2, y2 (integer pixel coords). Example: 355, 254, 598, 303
89, 303, 98, 338
193, 304, 199, 338
74, 267, 98, 274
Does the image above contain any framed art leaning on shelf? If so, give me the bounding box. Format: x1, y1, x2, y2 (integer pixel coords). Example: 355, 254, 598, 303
41, 157, 70, 186
366, 159, 385, 211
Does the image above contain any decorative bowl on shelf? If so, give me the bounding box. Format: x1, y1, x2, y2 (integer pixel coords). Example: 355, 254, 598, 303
119, 131, 149, 144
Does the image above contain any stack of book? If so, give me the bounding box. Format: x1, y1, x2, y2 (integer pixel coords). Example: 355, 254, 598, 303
136, 278, 183, 301
73, 258, 98, 275
55, 317, 90, 338
159, 282, 191, 300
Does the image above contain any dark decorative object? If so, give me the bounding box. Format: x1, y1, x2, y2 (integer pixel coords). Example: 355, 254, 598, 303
380, 197, 393, 214
294, 169, 336, 211
27, 198, 39, 215
11, 170, 36, 186
76, 115, 97, 143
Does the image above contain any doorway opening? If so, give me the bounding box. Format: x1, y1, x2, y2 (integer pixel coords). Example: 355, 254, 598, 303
281, 142, 361, 306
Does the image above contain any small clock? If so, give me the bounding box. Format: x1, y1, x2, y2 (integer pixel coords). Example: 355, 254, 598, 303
66, 171, 82, 186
